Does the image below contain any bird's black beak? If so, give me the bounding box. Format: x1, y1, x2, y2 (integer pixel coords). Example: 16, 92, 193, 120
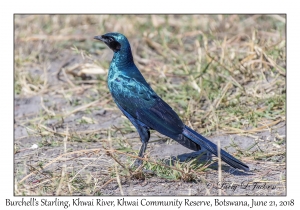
94, 35, 121, 52
94, 35, 106, 42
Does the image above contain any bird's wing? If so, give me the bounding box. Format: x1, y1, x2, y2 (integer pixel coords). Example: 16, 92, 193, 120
110, 74, 184, 138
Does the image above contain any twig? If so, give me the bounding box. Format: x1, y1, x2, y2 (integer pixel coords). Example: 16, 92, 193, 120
96, 178, 116, 191
61, 68, 76, 88
40, 96, 56, 116
222, 119, 282, 134
217, 140, 222, 196
115, 164, 124, 195
69, 153, 105, 183
56, 126, 69, 195
18, 149, 102, 184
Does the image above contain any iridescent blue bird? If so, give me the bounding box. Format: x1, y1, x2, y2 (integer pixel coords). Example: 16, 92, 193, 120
94, 32, 249, 171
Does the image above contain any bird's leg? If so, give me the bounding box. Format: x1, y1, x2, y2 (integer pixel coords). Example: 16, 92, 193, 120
115, 105, 150, 168
134, 141, 148, 167
132, 124, 150, 167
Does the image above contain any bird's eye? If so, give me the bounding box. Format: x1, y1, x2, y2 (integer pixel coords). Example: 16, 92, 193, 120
109, 37, 114, 42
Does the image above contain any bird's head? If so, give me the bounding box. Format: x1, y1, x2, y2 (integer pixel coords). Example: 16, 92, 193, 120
94, 32, 129, 53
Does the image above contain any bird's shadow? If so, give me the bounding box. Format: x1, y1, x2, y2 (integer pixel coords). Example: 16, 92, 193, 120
161, 150, 252, 176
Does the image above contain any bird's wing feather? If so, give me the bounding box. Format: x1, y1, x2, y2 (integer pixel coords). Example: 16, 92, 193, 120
110, 74, 184, 138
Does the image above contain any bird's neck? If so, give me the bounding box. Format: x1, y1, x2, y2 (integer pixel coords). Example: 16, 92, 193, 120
112, 46, 134, 68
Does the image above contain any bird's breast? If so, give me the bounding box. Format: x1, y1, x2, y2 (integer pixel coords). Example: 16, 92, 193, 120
107, 71, 131, 99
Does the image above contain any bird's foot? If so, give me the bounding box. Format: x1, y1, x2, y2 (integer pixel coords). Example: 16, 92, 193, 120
132, 158, 143, 168
205, 151, 212, 162
131, 158, 155, 175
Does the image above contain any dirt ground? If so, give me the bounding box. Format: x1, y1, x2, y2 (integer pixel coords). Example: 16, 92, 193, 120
14, 104, 286, 195
14, 15, 286, 196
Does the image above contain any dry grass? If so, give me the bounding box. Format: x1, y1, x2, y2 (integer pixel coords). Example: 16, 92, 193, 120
14, 14, 286, 195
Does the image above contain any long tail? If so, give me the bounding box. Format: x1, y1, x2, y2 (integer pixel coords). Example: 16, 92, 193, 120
182, 125, 249, 171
